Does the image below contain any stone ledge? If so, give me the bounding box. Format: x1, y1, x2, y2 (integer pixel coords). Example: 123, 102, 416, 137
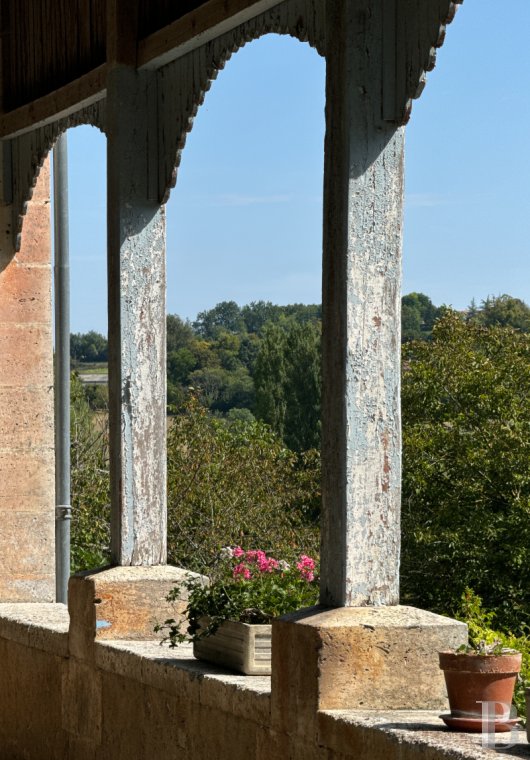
318, 710, 529, 760
0, 608, 528, 760
95, 638, 272, 725
0, 603, 69, 656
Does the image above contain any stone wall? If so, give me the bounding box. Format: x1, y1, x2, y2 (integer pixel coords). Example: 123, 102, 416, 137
0, 603, 516, 760
0, 161, 55, 602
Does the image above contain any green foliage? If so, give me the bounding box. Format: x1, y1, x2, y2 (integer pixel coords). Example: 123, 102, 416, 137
470, 294, 530, 333
401, 311, 530, 632
456, 589, 530, 719
156, 548, 319, 646
284, 321, 321, 452
70, 375, 110, 572
166, 395, 320, 575
241, 301, 282, 333
164, 295, 456, 429
401, 292, 441, 342
167, 347, 197, 385
70, 330, 108, 363
166, 314, 195, 353
254, 320, 321, 452
82, 383, 108, 411
194, 301, 246, 339
189, 365, 255, 413
254, 322, 287, 437
225, 407, 255, 424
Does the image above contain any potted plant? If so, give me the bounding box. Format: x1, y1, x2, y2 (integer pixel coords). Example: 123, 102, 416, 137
156, 547, 319, 674
439, 640, 522, 732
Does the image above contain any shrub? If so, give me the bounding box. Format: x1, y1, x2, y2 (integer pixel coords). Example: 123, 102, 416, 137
70, 375, 111, 571
401, 312, 530, 633
166, 395, 320, 575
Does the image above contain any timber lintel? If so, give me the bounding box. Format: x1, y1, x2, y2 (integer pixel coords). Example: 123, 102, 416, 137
0, 66, 107, 140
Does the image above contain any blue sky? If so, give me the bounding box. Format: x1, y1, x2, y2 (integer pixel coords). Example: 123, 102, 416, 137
63, 0, 530, 334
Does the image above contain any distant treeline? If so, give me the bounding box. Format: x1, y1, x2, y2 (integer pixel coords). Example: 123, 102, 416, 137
71, 293, 530, 451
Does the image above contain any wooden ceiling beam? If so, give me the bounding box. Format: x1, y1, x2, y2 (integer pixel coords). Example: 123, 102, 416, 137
137, 0, 282, 69
0, 64, 106, 139
0, 0, 276, 138
107, 0, 140, 67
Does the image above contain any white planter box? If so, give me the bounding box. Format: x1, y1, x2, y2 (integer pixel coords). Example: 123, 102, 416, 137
193, 620, 272, 675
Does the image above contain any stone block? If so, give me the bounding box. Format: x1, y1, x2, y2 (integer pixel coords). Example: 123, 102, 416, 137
16, 158, 51, 267
0, 637, 67, 760
0, 574, 55, 603
99, 673, 190, 760
100, 673, 146, 759
30, 160, 51, 203
186, 705, 258, 760
0, 261, 51, 324
62, 658, 102, 743
200, 673, 271, 725
143, 684, 190, 755
0, 447, 54, 508
0, 324, 52, 386
0, 510, 55, 575
271, 605, 467, 739
69, 565, 205, 660
94, 639, 202, 704
16, 199, 52, 265
0, 602, 68, 655
0, 386, 54, 452
67, 736, 99, 760
255, 726, 330, 760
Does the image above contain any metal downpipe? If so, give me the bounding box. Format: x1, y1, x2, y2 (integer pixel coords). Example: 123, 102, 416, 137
53, 133, 71, 604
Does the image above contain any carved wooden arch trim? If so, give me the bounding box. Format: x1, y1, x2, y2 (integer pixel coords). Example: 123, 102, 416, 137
396, 0, 464, 125
157, 0, 465, 202
157, 0, 326, 204
10, 98, 106, 252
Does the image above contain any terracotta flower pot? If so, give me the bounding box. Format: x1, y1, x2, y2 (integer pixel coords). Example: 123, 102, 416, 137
439, 651, 522, 732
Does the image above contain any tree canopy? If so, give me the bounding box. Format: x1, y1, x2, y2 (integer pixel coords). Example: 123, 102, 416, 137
468, 294, 530, 332
70, 330, 108, 363
401, 292, 442, 342
401, 311, 530, 632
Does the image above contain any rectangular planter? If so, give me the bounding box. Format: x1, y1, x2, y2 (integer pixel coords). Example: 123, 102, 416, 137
193, 620, 272, 675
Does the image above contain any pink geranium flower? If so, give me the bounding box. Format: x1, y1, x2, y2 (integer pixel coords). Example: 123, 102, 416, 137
297, 554, 316, 582
233, 563, 251, 580
297, 554, 316, 570
257, 555, 279, 573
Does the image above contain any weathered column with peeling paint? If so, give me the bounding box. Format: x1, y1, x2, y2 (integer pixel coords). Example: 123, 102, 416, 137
107, 65, 167, 565
320, 0, 404, 607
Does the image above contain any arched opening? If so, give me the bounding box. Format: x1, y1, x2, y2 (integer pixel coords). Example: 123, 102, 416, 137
164, 34, 325, 574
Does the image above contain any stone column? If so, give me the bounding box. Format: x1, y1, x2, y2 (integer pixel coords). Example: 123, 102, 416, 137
106, 65, 167, 565
0, 159, 55, 600
271, 5, 468, 730
320, 0, 403, 607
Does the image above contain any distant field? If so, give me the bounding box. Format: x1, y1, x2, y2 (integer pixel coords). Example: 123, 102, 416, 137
75, 363, 108, 375
74, 363, 108, 385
